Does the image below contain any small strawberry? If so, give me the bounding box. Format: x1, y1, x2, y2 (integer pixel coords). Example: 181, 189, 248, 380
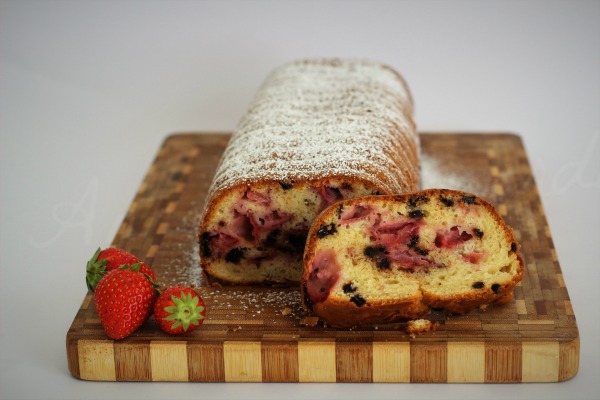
86, 247, 156, 291
154, 287, 206, 335
94, 265, 158, 339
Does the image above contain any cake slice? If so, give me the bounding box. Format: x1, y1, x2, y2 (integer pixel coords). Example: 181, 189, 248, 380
198, 59, 418, 285
301, 189, 524, 328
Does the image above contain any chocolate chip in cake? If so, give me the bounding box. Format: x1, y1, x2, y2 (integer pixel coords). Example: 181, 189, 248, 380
440, 196, 454, 207
462, 195, 477, 205
364, 246, 386, 258
511, 242, 517, 252
286, 233, 306, 254
472, 281, 485, 289
218, 221, 226, 227
473, 228, 484, 238
414, 247, 429, 256
364, 246, 394, 269
317, 223, 337, 238
408, 209, 425, 219
408, 195, 429, 208
491, 283, 501, 294
200, 232, 212, 257
263, 229, 281, 248
407, 235, 419, 248
350, 294, 366, 307
343, 283, 356, 294
278, 181, 293, 190
376, 258, 391, 269
336, 204, 344, 218
225, 248, 244, 264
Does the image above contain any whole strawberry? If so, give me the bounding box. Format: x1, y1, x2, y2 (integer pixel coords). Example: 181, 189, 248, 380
94, 266, 158, 339
86, 247, 156, 291
154, 287, 206, 335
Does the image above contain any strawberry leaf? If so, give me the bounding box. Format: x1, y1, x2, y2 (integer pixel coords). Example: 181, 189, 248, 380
159, 290, 205, 333
164, 306, 179, 314
143, 273, 160, 296
129, 262, 142, 273
182, 319, 190, 331
86, 247, 108, 292
163, 313, 179, 321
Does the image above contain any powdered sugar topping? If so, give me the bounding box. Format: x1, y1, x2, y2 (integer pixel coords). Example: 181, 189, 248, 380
208, 59, 419, 197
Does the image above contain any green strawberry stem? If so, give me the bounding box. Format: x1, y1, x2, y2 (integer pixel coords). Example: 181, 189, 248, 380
119, 262, 142, 272
87, 249, 158, 293
144, 274, 161, 297
86, 247, 107, 292
163, 292, 205, 332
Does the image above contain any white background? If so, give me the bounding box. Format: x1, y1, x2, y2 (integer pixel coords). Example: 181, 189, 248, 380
1, 1, 599, 399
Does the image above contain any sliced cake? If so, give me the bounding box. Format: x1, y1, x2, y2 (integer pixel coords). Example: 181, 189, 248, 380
301, 189, 524, 328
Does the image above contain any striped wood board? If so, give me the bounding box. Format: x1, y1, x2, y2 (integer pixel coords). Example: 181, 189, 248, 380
66, 133, 579, 382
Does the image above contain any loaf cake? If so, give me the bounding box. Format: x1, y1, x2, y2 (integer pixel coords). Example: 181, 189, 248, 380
198, 58, 419, 284
301, 189, 524, 328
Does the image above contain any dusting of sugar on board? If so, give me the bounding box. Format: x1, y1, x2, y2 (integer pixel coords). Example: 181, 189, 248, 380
201, 287, 308, 325
180, 205, 204, 287
159, 204, 205, 287
206, 58, 419, 200
421, 153, 487, 197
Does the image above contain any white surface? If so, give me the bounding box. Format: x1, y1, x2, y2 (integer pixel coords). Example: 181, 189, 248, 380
0, 1, 598, 399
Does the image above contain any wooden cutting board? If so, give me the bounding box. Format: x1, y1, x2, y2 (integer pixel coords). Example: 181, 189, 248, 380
66, 133, 579, 382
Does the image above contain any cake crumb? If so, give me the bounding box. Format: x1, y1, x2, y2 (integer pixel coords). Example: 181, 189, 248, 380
281, 307, 292, 316
300, 316, 320, 327
406, 319, 439, 338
